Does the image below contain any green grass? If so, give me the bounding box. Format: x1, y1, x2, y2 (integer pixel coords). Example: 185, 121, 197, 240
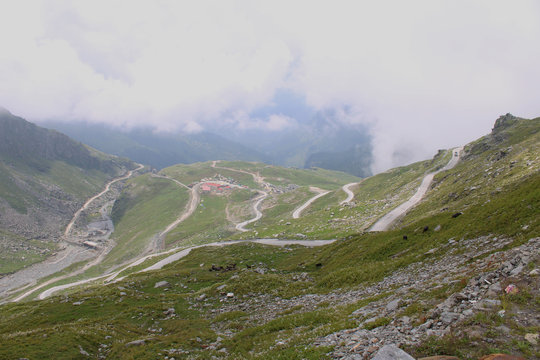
260, 166, 359, 189
1, 118, 538, 358
35, 160, 111, 201
100, 174, 189, 269
165, 192, 234, 247
0, 175, 537, 357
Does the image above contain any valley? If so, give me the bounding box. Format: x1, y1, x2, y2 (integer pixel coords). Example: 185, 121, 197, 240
0, 114, 538, 359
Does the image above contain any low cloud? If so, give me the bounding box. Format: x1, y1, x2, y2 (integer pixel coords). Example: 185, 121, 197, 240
0, 0, 539, 172
224, 111, 297, 132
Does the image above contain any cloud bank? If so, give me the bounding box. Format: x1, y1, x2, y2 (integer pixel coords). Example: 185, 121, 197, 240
1, 0, 539, 172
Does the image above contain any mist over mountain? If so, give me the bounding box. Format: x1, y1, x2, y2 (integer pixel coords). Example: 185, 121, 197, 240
43, 90, 373, 177
213, 91, 373, 176
43, 121, 269, 170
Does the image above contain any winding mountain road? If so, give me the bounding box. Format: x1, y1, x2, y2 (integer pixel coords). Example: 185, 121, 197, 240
292, 187, 330, 219
150, 174, 200, 247
64, 164, 144, 237
339, 182, 358, 205
211, 161, 270, 232
38, 239, 336, 299
369, 147, 463, 232
10, 165, 144, 302
235, 191, 268, 232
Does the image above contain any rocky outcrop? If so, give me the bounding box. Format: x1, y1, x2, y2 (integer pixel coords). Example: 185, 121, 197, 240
492, 113, 519, 134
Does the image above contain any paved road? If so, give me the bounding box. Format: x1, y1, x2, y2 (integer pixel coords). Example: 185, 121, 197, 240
38, 239, 336, 298
339, 182, 358, 205
369, 147, 463, 231
292, 187, 330, 219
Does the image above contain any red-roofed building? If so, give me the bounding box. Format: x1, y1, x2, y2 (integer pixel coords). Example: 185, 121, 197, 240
201, 184, 211, 192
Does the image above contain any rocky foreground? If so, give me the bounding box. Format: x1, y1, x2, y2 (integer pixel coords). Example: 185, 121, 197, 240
192, 236, 539, 359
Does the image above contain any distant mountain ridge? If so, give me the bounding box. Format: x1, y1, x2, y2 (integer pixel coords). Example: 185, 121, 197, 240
42, 105, 373, 177
42, 121, 269, 170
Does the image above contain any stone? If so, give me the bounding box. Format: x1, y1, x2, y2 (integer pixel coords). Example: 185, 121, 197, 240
79, 345, 90, 356
126, 339, 146, 347
386, 299, 401, 312
217, 284, 227, 290
163, 308, 175, 316
440, 312, 460, 325
418, 356, 459, 360
154, 281, 170, 288
371, 345, 415, 360
226, 292, 234, 298
510, 265, 524, 276
529, 268, 539, 276
524, 333, 538, 345
197, 294, 206, 301
72, 301, 82, 306
486, 282, 502, 297
434, 225, 442, 232
254, 267, 266, 275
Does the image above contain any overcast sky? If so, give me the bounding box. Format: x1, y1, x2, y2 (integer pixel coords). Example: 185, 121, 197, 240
1, 0, 539, 172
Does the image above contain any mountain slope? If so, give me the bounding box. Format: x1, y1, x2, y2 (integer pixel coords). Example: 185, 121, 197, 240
0, 114, 538, 359
0, 109, 136, 274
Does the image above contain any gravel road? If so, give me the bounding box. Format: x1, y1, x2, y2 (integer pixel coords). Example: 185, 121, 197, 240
38, 238, 336, 298
369, 147, 463, 231
292, 187, 330, 219
339, 182, 358, 205
235, 191, 268, 232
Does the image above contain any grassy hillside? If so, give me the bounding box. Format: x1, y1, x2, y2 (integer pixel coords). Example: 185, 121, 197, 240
0, 164, 536, 358
399, 115, 539, 233
0, 115, 537, 359
103, 174, 190, 268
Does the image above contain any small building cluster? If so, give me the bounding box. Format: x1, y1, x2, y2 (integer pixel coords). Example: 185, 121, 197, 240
200, 182, 232, 194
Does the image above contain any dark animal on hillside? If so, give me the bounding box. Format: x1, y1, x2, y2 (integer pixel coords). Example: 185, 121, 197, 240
452, 212, 462, 218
